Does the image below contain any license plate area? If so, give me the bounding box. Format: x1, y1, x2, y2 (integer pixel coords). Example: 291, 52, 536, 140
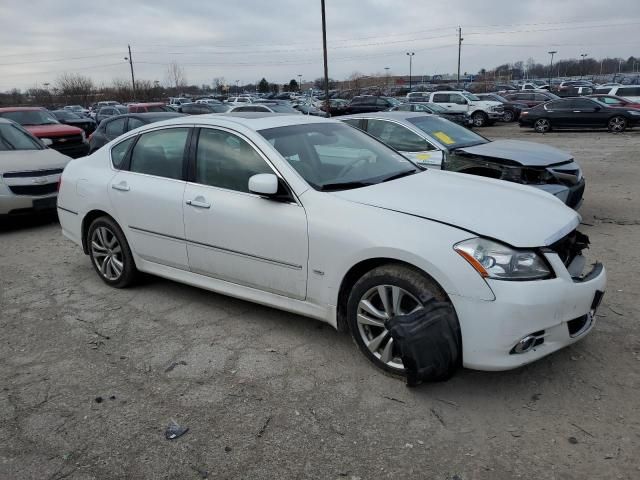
33, 197, 57, 210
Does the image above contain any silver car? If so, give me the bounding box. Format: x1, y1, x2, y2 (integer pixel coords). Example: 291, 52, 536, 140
0, 119, 70, 216
341, 111, 585, 208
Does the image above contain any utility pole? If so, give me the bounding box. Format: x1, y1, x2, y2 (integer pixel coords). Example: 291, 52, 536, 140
406, 52, 415, 89
548, 51, 557, 88
384, 67, 390, 89
320, 0, 330, 114
125, 45, 136, 100
580, 53, 588, 78
457, 26, 463, 86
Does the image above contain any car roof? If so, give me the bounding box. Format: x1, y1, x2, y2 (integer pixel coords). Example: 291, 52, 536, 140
0, 107, 44, 112
129, 102, 165, 107
341, 111, 435, 122
135, 112, 335, 131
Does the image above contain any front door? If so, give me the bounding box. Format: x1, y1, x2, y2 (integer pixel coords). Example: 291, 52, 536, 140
183, 127, 308, 299
108, 127, 190, 270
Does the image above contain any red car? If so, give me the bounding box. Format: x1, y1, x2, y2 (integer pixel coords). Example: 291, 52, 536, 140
0, 107, 89, 158
587, 94, 640, 110
128, 102, 173, 113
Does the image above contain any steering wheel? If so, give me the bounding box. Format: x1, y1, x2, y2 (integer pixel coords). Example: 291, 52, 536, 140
337, 157, 368, 178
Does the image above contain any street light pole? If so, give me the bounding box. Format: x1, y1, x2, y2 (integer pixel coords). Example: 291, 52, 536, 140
320, 0, 330, 114
384, 67, 390, 88
235, 80, 239, 95
297, 74, 302, 92
548, 51, 557, 88
406, 52, 415, 90
457, 26, 463, 86
580, 53, 588, 78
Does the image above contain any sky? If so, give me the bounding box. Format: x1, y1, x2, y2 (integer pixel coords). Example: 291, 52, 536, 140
1, 0, 639, 91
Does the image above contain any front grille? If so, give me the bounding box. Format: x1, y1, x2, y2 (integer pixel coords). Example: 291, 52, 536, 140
8, 183, 58, 195
51, 134, 83, 146
548, 230, 590, 266
3, 168, 63, 179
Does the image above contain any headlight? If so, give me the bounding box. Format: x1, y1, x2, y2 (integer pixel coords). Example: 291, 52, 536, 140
454, 237, 551, 280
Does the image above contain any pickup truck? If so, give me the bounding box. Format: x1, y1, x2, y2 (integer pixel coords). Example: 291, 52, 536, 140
426, 91, 503, 127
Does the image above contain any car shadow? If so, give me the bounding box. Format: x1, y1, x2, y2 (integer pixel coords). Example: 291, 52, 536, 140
0, 211, 59, 233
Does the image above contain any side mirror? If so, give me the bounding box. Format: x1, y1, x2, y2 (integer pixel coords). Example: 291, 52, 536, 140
41, 138, 53, 147
248, 173, 279, 196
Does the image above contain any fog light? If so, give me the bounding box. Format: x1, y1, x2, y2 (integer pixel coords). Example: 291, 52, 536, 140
510, 331, 545, 355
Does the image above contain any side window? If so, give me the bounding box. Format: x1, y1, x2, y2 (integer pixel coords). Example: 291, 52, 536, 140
195, 128, 272, 193
110, 136, 136, 169
620, 87, 640, 96
366, 119, 433, 152
127, 117, 145, 131
129, 128, 189, 180
533, 94, 549, 101
449, 94, 466, 105
546, 100, 567, 109
376, 98, 389, 106
341, 118, 363, 129
432, 93, 448, 103
568, 99, 596, 109
105, 118, 126, 137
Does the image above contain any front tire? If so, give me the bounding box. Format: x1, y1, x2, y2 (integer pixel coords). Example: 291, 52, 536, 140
346, 264, 460, 380
472, 111, 488, 127
534, 118, 551, 133
608, 116, 627, 133
87, 216, 137, 288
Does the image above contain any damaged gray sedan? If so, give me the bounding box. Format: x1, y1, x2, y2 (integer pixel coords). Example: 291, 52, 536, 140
341, 112, 585, 209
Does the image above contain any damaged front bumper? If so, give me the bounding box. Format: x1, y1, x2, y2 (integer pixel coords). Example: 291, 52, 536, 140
449, 244, 606, 371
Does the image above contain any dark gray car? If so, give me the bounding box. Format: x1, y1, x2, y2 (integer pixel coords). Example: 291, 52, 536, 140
340, 111, 585, 208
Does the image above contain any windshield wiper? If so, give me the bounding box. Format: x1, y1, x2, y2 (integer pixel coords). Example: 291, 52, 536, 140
381, 169, 419, 183
319, 181, 373, 191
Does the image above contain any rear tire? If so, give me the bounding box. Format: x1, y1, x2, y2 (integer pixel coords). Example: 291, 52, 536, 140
502, 110, 515, 122
608, 116, 627, 133
346, 264, 461, 380
87, 216, 137, 288
534, 118, 551, 133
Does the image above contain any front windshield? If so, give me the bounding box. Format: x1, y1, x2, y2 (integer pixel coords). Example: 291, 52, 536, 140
54, 110, 81, 120
0, 110, 60, 126
0, 123, 43, 151
259, 123, 418, 191
462, 93, 481, 101
425, 103, 446, 112
270, 104, 299, 113
407, 115, 488, 149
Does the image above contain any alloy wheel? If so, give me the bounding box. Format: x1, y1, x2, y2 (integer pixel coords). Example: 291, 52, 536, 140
502, 111, 514, 122
356, 285, 423, 370
472, 112, 486, 127
534, 119, 550, 133
609, 116, 626, 133
91, 226, 124, 281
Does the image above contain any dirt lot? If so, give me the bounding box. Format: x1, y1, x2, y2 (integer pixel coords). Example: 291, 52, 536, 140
1, 123, 639, 480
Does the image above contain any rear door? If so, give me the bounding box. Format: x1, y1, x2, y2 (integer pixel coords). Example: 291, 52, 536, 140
108, 127, 191, 269
568, 98, 609, 127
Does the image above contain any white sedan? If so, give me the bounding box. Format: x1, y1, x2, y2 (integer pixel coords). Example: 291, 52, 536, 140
57, 113, 606, 379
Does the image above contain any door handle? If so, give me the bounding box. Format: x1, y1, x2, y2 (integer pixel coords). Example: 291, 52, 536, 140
111, 182, 129, 192
186, 199, 211, 209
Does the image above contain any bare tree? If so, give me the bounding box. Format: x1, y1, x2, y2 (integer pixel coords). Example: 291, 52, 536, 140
56, 73, 94, 105
165, 62, 187, 93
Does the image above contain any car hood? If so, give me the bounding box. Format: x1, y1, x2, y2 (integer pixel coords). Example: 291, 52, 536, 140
25, 124, 84, 137
455, 140, 573, 167
0, 148, 71, 173
332, 169, 579, 248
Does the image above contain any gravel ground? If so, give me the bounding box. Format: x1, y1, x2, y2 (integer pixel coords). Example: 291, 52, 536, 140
1, 123, 639, 480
